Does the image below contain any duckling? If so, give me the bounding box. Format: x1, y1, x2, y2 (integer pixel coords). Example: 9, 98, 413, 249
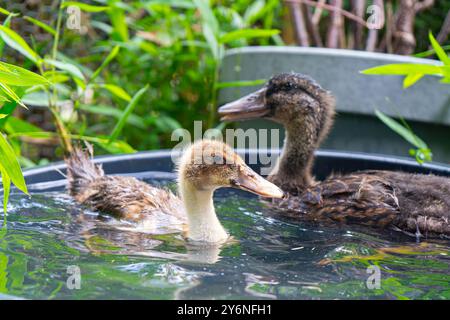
219, 73, 450, 237
65, 140, 284, 243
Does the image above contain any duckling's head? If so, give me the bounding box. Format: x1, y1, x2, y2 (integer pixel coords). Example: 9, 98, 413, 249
218, 72, 335, 133
178, 139, 284, 198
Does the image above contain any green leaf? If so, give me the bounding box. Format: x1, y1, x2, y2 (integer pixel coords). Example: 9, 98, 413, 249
243, 0, 266, 26
403, 73, 425, 88
4, 116, 44, 134
0, 25, 40, 63
0, 87, 24, 128
61, 2, 110, 12
0, 83, 26, 108
414, 45, 450, 58
107, 5, 129, 41
220, 29, 280, 44
375, 110, 428, 150
42, 71, 70, 84
97, 138, 136, 154
9, 131, 136, 154
0, 165, 11, 214
361, 64, 443, 76
90, 46, 120, 82
0, 132, 27, 194
153, 115, 182, 133
23, 16, 56, 36
215, 79, 266, 89
109, 84, 149, 143
0, 8, 19, 17
0, 114, 6, 119
428, 31, 450, 65
0, 94, 10, 102
193, 0, 219, 35
201, 21, 219, 59
0, 61, 50, 86
0, 13, 13, 58
78, 104, 146, 129
97, 84, 131, 101
44, 59, 85, 82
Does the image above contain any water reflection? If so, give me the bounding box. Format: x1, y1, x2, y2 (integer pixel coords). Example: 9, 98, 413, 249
0, 185, 449, 299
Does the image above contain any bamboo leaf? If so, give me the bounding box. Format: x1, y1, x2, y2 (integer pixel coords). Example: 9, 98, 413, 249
0, 132, 28, 195
109, 84, 149, 143
243, 0, 266, 25
220, 29, 279, 44
193, 0, 219, 35
23, 16, 56, 36
0, 25, 40, 63
78, 104, 146, 128
0, 165, 11, 214
414, 45, 450, 58
0, 7, 19, 17
201, 21, 219, 59
61, 2, 110, 12
215, 79, 266, 89
97, 84, 131, 101
42, 71, 70, 84
9, 131, 136, 154
375, 110, 428, 150
45, 59, 85, 82
90, 46, 120, 82
361, 64, 443, 76
107, 5, 129, 41
403, 73, 425, 88
428, 31, 450, 65
4, 116, 44, 134
0, 61, 50, 86
0, 83, 26, 108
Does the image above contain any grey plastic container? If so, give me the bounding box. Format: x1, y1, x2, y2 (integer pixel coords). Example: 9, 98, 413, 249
218, 47, 450, 163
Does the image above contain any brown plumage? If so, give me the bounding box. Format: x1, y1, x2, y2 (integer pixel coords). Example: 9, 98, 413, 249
65, 143, 183, 223
219, 73, 450, 238
65, 140, 284, 243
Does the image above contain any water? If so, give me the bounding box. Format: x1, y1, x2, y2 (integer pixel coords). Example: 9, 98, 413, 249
0, 177, 449, 300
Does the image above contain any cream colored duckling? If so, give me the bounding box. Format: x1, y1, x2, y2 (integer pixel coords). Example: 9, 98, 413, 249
66, 140, 284, 243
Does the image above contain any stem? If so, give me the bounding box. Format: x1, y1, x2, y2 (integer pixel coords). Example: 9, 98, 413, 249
48, 0, 72, 153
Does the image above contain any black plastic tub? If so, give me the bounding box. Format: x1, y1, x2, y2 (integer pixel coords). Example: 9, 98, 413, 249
22, 149, 450, 193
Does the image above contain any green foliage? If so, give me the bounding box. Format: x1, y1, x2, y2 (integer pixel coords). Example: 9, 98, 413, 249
361, 33, 450, 88
361, 32, 449, 163
375, 110, 432, 164
0, 0, 281, 212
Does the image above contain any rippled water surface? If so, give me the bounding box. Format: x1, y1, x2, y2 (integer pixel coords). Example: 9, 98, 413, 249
0, 177, 449, 300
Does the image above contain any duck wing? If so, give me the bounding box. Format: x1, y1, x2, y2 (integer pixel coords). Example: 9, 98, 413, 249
66, 145, 184, 223
273, 172, 400, 227
270, 170, 450, 236
77, 175, 184, 222
369, 170, 450, 236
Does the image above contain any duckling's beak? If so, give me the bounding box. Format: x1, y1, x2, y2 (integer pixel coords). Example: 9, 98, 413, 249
218, 87, 269, 121
231, 165, 284, 199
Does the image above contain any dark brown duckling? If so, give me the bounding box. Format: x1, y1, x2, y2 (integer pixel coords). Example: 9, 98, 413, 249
219, 73, 450, 238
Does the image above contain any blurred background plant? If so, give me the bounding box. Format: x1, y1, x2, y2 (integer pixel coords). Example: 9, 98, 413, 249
361, 32, 450, 164
1, 0, 449, 167
0, 0, 282, 170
